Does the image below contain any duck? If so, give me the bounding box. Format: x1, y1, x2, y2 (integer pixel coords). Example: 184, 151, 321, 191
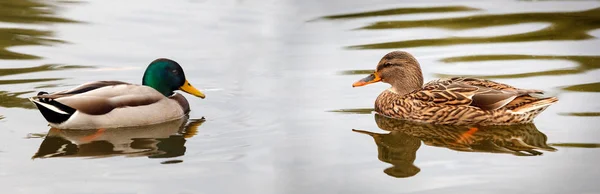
29, 58, 205, 129
352, 51, 558, 125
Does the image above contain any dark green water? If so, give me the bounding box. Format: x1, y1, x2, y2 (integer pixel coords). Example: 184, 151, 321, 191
0, 0, 599, 193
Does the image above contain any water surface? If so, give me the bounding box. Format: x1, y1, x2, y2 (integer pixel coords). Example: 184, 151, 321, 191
0, 0, 599, 193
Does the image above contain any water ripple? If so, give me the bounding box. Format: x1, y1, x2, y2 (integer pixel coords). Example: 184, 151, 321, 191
0, 0, 78, 60
339, 7, 600, 49
320, 6, 480, 20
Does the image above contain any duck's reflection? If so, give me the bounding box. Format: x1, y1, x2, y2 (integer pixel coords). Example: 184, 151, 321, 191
32, 117, 204, 160
354, 114, 556, 178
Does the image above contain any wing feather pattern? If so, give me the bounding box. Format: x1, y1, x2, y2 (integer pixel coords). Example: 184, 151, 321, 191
410, 77, 544, 111
34, 81, 163, 115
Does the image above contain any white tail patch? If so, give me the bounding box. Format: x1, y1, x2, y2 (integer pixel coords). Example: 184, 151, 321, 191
30, 98, 70, 115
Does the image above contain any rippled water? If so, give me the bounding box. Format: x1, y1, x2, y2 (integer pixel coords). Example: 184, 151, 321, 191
0, 0, 599, 193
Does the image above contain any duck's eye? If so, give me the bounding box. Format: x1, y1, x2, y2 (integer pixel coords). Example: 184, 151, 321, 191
380, 62, 393, 69
171, 69, 178, 75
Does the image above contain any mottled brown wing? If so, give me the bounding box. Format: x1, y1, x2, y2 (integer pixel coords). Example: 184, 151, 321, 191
455, 78, 545, 110
448, 77, 519, 91
427, 77, 521, 91
414, 77, 535, 110
469, 88, 519, 110
411, 81, 478, 106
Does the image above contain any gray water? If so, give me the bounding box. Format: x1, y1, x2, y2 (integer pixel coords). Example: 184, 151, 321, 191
0, 0, 599, 193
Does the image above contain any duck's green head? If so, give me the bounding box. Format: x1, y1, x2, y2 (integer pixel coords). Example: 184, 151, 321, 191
142, 58, 205, 98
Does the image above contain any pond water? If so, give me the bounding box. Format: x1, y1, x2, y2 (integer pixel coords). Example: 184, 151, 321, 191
1, 0, 599, 193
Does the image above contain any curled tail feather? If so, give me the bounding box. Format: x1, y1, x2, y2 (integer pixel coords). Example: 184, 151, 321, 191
29, 92, 76, 124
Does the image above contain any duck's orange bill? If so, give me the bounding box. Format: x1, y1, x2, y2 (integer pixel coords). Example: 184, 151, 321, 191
352, 73, 381, 87
180, 80, 206, 99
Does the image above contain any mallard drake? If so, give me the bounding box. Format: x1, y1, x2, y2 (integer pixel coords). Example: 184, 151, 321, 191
352, 51, 558, 125
29, 58, 205, 129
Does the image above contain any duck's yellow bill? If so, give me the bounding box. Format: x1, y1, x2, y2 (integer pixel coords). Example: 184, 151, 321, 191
180, 80, 206, 99
352, 73, 381, 87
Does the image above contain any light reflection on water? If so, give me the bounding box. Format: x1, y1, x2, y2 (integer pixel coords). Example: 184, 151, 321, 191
354, 114, 556, 178
0, 0, 599, 193
0, 0, 77, 60
32, 117, 204, 161
324, 7, 600, 49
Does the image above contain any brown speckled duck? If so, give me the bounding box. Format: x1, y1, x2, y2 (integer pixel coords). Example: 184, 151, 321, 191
352, 51, 558, 125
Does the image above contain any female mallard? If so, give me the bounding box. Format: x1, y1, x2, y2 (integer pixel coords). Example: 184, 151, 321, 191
352, 51, 558, 125
29, 58, 205, 129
